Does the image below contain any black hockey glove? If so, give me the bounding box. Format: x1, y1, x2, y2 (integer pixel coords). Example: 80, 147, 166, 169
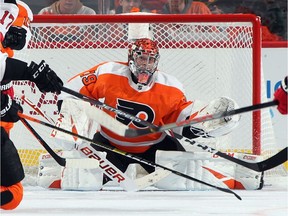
2, 26, 27, 50
0, 94, 23, 122
4, 0, 17, 4
27, 60, 63, 94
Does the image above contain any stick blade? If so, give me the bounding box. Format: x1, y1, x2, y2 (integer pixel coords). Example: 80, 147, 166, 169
258, 147, 288, 171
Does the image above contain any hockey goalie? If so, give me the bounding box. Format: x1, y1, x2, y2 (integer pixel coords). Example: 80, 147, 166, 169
37, 38, 263, 191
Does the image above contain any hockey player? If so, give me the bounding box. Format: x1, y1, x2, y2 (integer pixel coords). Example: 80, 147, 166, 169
58, 38, 240, 187
1, 0, 63, 210
0, 0, 33, 135
274, 76, 287, 115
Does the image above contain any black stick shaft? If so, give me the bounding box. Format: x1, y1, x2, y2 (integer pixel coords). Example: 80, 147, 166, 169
20, 118, 66, 167
62, 87, 158, 130
181, 137, 287, 172
62, 87, 282, 171
63, 86, 278, 138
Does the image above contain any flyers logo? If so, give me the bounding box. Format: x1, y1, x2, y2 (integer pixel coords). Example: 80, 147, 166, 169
116, 99, 155, 128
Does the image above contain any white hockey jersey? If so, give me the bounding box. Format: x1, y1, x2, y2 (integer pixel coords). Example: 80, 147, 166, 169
0, 0, 19, 81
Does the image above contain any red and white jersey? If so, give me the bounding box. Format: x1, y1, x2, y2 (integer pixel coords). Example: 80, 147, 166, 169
0, 0, 19, 81
0, 0, 32, 82
61, 61, 194, 153
0, 0, 19, 42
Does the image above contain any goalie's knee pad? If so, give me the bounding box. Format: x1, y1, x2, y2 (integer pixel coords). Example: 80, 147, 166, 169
154, 150, 263, 190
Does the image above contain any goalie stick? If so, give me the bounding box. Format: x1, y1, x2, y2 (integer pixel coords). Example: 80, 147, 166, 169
62, 93, 286, 172
177, 135, 288, 172
19, 113, 242, 200
62, 87, 279, 138
82, 101, 288, 172
77, 142, 171, 192
17, 94, 171, 192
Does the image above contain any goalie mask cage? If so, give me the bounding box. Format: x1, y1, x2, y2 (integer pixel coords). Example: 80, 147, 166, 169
11, 14, 286, 185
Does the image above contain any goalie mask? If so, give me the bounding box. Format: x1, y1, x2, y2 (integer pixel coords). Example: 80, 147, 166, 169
128, 38, 160, 88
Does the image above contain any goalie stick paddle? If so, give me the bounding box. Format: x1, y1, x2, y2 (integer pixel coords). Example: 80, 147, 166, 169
20, 118, 99, 169
19, 112, 242, 200
61, 87, 279, 138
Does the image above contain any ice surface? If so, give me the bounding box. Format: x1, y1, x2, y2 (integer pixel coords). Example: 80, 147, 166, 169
1, 177, 287, 216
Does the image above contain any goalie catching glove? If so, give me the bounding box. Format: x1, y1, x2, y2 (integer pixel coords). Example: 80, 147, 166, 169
183, 97, 240, 139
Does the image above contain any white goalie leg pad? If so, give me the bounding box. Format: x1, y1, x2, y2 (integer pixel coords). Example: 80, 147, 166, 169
37, 152, 62, 189
154, 151, 195, 190
233, 153, 264, 190
154, 151, 229, 190
154, 150, 263, 190
103, 163, 149, 187
191, 97, 241, 137
60, 149, 104, 191
77, 142, 141, 192
125, 163, 149, 180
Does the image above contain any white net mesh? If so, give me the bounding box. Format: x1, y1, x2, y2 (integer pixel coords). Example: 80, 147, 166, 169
11, 14, 286, 185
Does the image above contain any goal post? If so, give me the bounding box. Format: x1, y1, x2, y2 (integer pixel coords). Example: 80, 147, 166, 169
11, 14, 285, 185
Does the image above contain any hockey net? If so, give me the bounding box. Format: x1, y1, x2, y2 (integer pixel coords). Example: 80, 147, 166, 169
11, 14, 287, 186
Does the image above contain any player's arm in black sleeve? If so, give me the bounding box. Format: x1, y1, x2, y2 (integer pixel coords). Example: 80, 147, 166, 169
3, 58, 63, 94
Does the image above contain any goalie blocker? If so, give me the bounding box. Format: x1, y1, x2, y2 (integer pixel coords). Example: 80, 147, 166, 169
37, 148, 263, 191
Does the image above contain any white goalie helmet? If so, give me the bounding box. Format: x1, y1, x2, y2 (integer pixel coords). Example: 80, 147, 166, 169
128, 38, 160, 88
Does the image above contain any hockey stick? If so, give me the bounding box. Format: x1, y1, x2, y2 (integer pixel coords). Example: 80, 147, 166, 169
63, 95, 286, 172
177, 135, 288, 172
19, 113, 242, 200
17, 94, 170, 191
62, 87, 158, 130
83, 102, 287, 172
20, 118, 99, 169
125, 100, 278, 137
61, 87, 279, 137
76, 142, 171, 192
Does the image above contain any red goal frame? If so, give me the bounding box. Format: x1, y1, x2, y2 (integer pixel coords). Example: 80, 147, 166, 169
31, 14, 262, 154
